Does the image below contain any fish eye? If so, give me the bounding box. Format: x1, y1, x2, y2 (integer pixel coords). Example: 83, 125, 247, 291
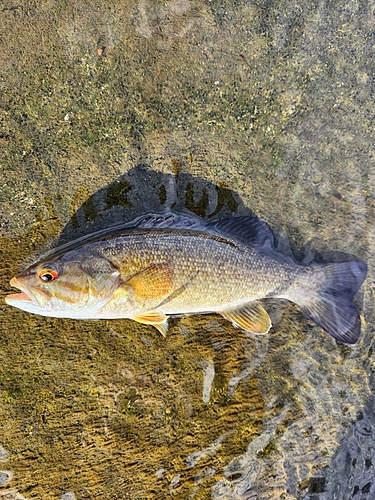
39, 268, 59, 282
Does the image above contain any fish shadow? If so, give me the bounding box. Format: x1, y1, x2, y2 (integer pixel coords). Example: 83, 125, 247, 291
57, 161, 363, 268
57, 162, 246, 244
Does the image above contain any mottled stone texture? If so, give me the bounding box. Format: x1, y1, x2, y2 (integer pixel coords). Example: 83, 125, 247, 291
0, 0, 374, 498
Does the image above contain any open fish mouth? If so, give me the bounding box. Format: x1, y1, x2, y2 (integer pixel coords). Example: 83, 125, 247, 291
5, 277, 37, 305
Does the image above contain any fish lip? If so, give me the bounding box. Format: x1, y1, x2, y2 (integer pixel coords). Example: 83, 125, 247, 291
5, 292, 32, 302
6, 277, 36, 303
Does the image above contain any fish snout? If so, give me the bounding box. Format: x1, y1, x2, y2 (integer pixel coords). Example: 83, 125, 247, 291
10, 276, 25, 289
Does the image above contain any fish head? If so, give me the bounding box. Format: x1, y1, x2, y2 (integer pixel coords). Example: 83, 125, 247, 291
5, 254, 122, 318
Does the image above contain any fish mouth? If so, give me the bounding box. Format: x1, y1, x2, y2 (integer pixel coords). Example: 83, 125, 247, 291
5, 277, 37, 304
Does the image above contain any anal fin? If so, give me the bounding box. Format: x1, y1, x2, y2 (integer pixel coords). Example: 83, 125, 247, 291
133, 311, 169, 337
221, 301, 272, 334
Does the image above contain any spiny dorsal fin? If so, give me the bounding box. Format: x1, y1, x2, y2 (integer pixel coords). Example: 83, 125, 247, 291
136, 212, 282, 258
136, 212, 296, 264
40, 212, 203, 262
48, 212, 295, 269
221, 301, 272, 334
134, 212, 203, 230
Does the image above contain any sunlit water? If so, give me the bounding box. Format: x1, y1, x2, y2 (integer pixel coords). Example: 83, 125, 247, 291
0, 1, 374, 499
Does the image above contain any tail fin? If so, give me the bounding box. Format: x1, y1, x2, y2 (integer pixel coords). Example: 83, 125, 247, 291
294, 260, 367, 345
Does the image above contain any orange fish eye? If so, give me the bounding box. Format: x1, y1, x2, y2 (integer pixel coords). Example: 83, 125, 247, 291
39, 268, 59, 282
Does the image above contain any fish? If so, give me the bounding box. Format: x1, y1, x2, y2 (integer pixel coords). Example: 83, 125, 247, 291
5, 212, 367, 345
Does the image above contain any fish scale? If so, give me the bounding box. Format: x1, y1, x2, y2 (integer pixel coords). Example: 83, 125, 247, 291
102, 232, 292, 311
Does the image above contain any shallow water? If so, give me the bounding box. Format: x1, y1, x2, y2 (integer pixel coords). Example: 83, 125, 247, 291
0, 0, 375, 499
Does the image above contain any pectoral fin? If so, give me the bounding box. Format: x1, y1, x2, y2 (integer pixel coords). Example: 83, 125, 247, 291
133, 311, 169, 337
154, 271, 199, 310
126, 263, 174, 301
221, 302, 272, 334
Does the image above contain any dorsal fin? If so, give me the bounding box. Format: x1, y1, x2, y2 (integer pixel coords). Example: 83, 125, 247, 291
133, 212, 204, 230
206, 216, 296, 264
40, 212, 204, 262
135, 212, 296, 264
206, 216, 274, 249
45, 212, 295, 266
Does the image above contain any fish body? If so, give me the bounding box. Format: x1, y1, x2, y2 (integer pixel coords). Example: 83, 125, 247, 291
5, 213, 367, 344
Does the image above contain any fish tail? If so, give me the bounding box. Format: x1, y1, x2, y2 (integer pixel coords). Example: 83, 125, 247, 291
289, 260, 367, 345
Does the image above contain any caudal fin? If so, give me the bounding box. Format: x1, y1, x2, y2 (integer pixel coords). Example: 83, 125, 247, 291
295, 260, 367, 345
